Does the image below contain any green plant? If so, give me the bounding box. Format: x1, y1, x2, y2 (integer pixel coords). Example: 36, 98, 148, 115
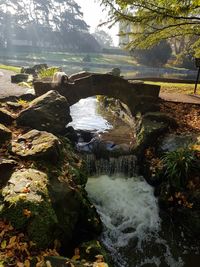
162, 148, 198, 188
17, 99, 29, 108
17, 82, 33, 88
131, 40, 172, 67
38, 67, 60, 79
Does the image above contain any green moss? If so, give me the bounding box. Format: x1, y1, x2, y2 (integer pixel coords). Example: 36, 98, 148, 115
1, 197, 58, 248
27, 201, 58, 247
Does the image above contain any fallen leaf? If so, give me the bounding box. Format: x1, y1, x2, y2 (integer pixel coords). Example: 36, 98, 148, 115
24, 259, 30, 267
1, 240, 7, 249
23, 209, 32, 218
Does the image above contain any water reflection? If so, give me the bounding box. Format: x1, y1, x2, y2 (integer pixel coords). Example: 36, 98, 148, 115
68, 97, 112, 132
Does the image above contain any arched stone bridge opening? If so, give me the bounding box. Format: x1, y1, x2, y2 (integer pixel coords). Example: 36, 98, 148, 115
34, 73, 160, 115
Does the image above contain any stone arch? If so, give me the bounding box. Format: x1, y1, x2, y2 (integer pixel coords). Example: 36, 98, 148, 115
34, 73, 160, 114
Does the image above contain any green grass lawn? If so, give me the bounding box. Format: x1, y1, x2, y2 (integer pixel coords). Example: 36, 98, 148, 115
0, 51, 137, 66
145, 81, 198, 94
0, 64, 21, 73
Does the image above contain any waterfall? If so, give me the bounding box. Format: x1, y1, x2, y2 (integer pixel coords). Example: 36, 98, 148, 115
83, 154, 137, 177
86, 175, 185, 267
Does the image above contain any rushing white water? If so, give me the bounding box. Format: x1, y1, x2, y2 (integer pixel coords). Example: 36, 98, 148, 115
86, 175, 187, 267
69, 96, 199, 267
86, 175, 160, 247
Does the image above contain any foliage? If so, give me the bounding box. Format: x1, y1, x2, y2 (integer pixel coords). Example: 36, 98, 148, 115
17, 99, 29, 109
131, 40, 172, 67
0, 0, 101, 52
38, 67, 60, 79
168, 191, 193, 208
162, 148, 199, 188
100, 0, 200, 56
0, 219, 107, 266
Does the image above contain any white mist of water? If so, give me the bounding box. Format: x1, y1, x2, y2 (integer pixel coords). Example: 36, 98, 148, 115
86, 175, 185, 267
86, 175, 160, 248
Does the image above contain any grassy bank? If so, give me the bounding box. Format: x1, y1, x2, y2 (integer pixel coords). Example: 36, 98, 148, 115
0, 64, 21, 73
146, 81, 198, 94
0, 51, 137, 66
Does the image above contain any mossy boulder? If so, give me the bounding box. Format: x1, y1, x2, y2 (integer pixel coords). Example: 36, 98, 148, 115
1, 138, 102, 250
11, 129, 62, 161
135, 118, 169, 155
0, 123, 12, 145
16, 90, 72, 134
1, 169, 58, 248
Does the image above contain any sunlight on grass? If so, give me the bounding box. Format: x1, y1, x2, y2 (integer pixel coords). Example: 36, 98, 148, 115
145, 81, 198, 94
0, 64, 21, 73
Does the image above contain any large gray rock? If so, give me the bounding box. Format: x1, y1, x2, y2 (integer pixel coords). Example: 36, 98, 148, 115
0, 123, 12, 145
16, 90, 72, 134
0, 164, 102, 249
0, 108, 14, 125
12, 129, 62, 161
160, 133, 200, 152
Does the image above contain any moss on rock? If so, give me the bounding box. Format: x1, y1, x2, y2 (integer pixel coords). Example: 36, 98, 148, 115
1, 169, 58, 248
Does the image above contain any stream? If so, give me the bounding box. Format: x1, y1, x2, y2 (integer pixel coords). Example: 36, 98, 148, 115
68, 97, 200, 267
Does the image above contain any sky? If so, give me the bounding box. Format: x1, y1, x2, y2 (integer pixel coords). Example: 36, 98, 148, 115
76, 0, 119, 46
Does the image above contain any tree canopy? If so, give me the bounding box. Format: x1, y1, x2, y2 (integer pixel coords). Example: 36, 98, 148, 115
0, 0, 101, 52
100, 0, 200, 56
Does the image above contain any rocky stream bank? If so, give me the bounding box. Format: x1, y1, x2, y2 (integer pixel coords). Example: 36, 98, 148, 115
0, 86, 200, 266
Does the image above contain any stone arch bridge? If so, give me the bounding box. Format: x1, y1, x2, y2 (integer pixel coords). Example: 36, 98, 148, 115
34, 73, 160, 114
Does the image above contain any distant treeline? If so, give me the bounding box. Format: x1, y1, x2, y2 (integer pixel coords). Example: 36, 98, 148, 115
0, 0, 106, 53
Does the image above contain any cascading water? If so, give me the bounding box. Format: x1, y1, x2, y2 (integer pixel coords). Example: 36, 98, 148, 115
86, 175, 188, 267
68, 96, 200, 267
83, 154, 137, 177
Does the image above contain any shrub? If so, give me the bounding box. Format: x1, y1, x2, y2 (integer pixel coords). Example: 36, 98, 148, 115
38, 67, 60, 79
17, 99, 29, 108
131, 40, 172, 67
162, 148, 199, 188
